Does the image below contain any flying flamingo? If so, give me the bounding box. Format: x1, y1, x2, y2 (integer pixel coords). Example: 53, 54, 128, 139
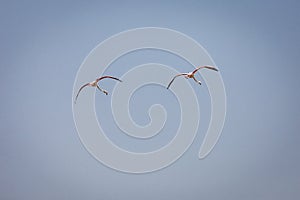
166, 65, 218, 89
74, 75, 122, 104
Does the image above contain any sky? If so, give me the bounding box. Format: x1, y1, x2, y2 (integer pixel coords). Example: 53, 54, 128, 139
0, 0, 300, 199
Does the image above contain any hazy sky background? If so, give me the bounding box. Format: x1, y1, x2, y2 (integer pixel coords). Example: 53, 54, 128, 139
1, 0, 299, 199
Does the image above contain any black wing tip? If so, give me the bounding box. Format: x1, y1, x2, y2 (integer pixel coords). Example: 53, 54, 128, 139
202, 65, 219, 72
209, 65, 219, 71
107, 76, 122, 82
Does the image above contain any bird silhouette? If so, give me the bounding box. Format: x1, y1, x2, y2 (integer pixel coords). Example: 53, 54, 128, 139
167, 65, 218, 89
74, 76, 122, 104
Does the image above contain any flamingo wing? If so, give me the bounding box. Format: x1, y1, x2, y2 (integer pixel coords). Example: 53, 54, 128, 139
74, 83, 90, 103
96, 75, 122, 82
166, 73, 188, 89
192, 65, 218, 74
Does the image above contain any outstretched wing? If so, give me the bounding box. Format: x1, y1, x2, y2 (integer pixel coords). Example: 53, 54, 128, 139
74, 83, 90, 104
96, 75, 122, 82
166, 73, 188, 89
192, 65, 218, 74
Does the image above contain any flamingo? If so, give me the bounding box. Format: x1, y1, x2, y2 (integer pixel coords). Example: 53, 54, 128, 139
74, 76, 122, 104
166, 65, 218, 89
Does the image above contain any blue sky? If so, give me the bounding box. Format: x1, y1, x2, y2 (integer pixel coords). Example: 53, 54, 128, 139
0, 0, 299, 199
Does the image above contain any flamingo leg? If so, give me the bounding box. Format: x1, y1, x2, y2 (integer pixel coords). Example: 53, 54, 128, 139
97, 85, 108, 95
192, 76, 202, 85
